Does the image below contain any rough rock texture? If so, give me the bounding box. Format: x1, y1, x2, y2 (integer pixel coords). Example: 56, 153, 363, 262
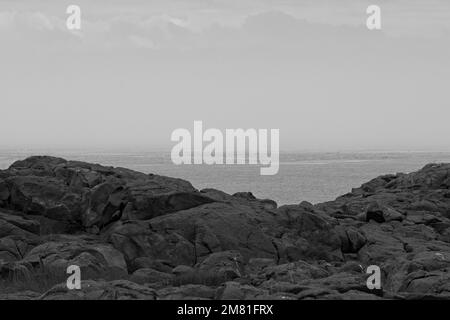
39, 280, 157, 300
0, 157, 449, 300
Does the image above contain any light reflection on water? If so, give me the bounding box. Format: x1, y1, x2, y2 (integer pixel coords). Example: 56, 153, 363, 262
1, 150, 450, 205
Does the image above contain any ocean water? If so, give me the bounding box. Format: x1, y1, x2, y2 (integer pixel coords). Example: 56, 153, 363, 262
1, 150, 450, 205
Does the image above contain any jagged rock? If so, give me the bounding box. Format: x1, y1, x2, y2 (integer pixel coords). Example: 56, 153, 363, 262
336, 225, 367, 253
245, 258, 277, 274
131, 257, 173, 273
0, 290, 40, 300
196, 251, 244, 280
232, 192, 257, 201
216, 281, 269, 299
315, 290, 382, 300
232, 192, 277, 210
82, 181, 127, 229
156, 284, 216, 300
0, 261, 31, 280
21, 236, 128, 277
0, 210, 40, 238
0, 236, 35, 262
0, 210, 41, 263
108, 202, 279, 267
172, 265, 195, 276
358, 202, 404, 223
393, 163, 450, 189
0, 180, 10, 207
356, 223, 406, 263
383, 250, 450, 297
262, 261, 329, 283
6, 175, 83, 224
121, 188, 216, 221
274, 205, 342, 261
130, 268, 174, 285
258, 279, 309, 295
107, 220, 196, 267
296, 272, 374, 295
405, 211, 443, 225
258, 271, 374, 299
8, 156, 67, 178
199, 189, 232, 202
0, 156, 214, 232
337, 261, 365, 273
1, 156, 449, 300
40, 280, 156, 300
398, 270, 450, 298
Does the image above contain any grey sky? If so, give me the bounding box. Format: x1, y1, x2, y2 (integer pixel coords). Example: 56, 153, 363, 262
1, 0, 449, 151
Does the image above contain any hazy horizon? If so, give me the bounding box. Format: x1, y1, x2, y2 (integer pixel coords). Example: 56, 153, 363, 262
2, 145, 450, 154
2, 149, 450, 204
1, 0, 450, 151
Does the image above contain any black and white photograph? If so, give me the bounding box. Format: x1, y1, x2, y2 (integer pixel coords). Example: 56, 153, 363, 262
0, 0, 449, 315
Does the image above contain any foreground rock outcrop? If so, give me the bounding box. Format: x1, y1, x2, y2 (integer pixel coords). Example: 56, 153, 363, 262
0, 156, 449, 300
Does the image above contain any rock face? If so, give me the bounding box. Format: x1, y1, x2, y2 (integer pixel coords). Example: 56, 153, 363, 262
0, 156, 449, 300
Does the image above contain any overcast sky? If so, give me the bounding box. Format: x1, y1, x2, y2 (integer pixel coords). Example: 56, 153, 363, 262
1, 0, 449, 151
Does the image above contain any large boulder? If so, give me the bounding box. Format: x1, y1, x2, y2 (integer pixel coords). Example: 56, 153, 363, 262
21, 236, 128, 277
107, 201, 279, 267
0, 210, 40, 238
274, 205, 343, 262
196, 250, 244, 280
4, 175, 83, 230
0, 156, 216, 232
0, 210, 41, 263
358, 202, 404, 223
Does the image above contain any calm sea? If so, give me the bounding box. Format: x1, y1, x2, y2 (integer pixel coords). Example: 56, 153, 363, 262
1, 149, 450, 205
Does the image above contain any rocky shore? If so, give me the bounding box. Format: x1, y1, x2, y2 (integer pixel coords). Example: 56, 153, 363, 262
0, 156, 449, 300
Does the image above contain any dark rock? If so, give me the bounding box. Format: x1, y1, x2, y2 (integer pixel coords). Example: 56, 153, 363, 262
245, 258, 277, 274
0, 290, 40, 300
107, 220, 196, 267
262, 261, 329, 283
1, 156, 449, 300
40, 280, 156, 300
336, 225, 366, 253
172, 265, 195, 276
132, 258, 174, 273
275, 205, 343, 261
216, 281, 269, 299
156, 284, 216, 300
108, 201, 279, 268
359, 202, 404, 223
130, 268, 174, 285
197, 251, 244, 280
0, 156, 213, 233
0, 210, 40, 236
21, 236, 128, 277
